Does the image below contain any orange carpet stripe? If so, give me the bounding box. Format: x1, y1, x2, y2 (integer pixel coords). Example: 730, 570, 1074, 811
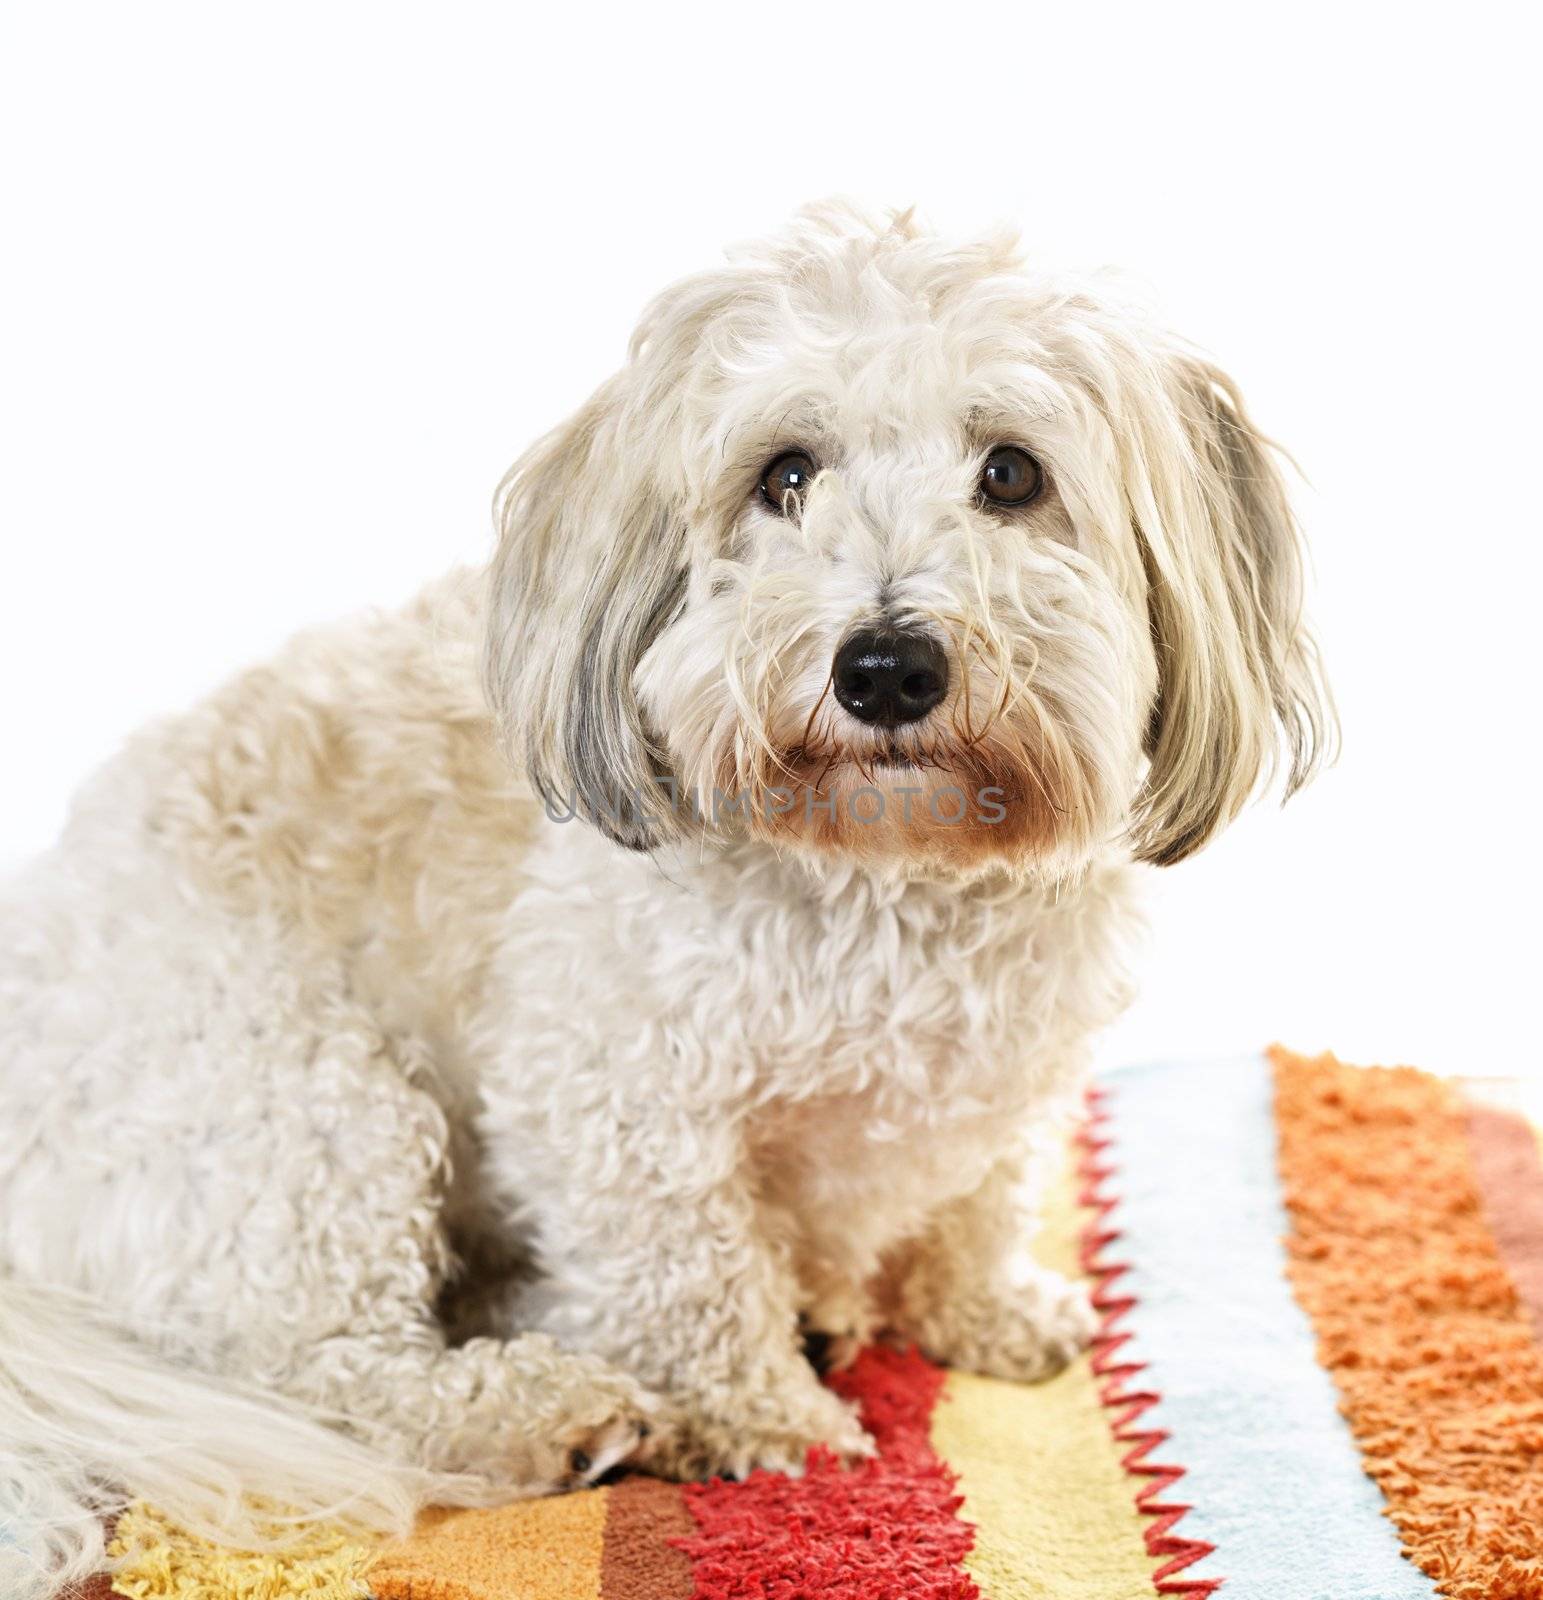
1464, 1096, 1543, 1341
370, 1488, 610, 1600
1270, 1046, 1543, 1600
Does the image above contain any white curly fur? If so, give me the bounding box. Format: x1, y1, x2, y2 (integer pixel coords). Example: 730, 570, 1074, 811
0, 202, 1332, 1595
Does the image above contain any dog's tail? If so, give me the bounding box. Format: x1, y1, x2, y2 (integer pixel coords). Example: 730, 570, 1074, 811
0, 1279, 442, 1599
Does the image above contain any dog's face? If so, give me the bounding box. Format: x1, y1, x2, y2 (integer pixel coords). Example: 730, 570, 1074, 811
486, 204, 1333, 877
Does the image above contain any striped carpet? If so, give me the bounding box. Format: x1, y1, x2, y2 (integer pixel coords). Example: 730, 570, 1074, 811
99, 1050, 1543, 1600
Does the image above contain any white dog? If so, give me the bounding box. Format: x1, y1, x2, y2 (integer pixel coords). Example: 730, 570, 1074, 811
0, 202, 1331, 1596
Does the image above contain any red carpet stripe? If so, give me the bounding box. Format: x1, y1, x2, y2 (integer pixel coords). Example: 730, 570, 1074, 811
1077, 1089, 1222, 1597
673, 1344, 978, 1600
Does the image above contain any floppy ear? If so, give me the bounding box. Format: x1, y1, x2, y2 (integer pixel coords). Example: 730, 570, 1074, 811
483, 374, 689, 851
1123, 351, 1336, 865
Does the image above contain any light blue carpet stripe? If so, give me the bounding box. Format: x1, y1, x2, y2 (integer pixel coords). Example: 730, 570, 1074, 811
1101, 1056, 1434, 1599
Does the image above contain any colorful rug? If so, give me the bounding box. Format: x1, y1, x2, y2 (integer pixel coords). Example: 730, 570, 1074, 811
98, 1049, 1543, 1600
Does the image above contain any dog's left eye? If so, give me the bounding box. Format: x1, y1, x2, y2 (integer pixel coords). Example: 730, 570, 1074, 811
979, 445, 1044, 507
759, 451, 817, 514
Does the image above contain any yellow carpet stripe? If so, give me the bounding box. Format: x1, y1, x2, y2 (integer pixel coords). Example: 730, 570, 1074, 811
928, 1153, 1158, 1600
108, 1501, 376, 1598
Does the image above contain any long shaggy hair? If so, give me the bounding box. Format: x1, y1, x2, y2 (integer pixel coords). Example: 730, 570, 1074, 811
1, 202, 1333, 1597
486, 202, 1331, 873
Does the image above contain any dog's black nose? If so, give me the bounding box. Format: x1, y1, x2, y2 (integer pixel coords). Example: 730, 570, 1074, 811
832, 629, 949, 726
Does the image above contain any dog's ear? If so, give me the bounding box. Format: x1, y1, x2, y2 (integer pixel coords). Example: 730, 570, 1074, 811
484, 372, 690, 851
1122, 351, 1336, 865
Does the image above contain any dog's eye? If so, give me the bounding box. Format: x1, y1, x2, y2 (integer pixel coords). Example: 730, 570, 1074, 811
979, 445, 1044, 507
759, 451, 817, 514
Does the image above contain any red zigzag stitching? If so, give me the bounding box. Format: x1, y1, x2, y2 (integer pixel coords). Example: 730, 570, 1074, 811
1076, 1086, 1225, 1596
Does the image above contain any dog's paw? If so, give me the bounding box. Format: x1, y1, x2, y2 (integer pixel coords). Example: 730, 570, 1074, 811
515, 1345, 674, 1491
553, 1388, 669, 1490
800, 1279, 878, 1374
652, 1373, 875, 1481
907, 1267, 1098, 1382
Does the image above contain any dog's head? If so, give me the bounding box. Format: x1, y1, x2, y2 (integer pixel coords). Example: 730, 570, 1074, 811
485, 203, 1333, 876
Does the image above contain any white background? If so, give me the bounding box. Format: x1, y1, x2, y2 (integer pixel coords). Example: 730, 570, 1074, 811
2, 6, 1538, 1087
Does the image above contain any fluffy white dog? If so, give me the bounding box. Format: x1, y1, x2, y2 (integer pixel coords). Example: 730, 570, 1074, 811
0, 202, 1331, 1595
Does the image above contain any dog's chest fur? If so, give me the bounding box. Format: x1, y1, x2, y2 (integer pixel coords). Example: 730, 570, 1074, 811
482, 823, 1142, 1274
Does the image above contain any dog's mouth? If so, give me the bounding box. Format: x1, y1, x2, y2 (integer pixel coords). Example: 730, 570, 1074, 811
782, 741, 936, 777
735, 726, 1074, 866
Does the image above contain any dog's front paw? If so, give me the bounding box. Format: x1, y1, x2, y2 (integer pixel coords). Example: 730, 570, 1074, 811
513, 1342, 674, 1491
801, 1278, 879, 1374
653, 1371, 875, 1481
906, 1267, 1097, 1382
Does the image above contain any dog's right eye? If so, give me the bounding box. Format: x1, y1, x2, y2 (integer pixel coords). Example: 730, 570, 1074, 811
759, 451, 817, 514
979, 444, 1044, 508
